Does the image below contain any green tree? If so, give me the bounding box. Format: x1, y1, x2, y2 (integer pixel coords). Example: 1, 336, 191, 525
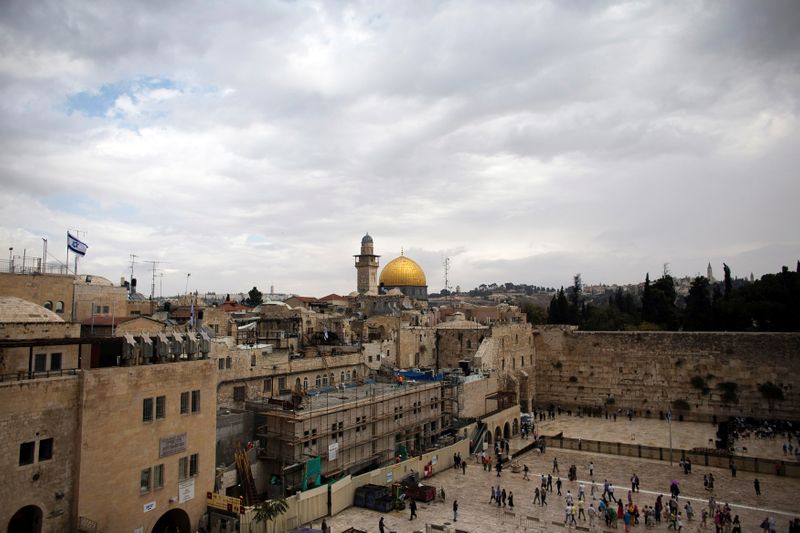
253, 497, 289, 533
247, 286, 263, 306
684, 276, 712, 330
641, 273, 654, 324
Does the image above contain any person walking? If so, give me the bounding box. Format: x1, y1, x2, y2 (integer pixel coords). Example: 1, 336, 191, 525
553, 457, 560, 474
589, 461, 594, 478
409, 499, 417, 520
547, 473, 553, 492
754, 478, 761, 496
523, 464, 530, 480
453, 500, 459, 522
533, 487, 540, 505
541, 488, 548, 506
501, 488, 507, 507
508, 491, 514, 509
462, 461, 466, 475
378, 517, 386, 533
556, 477, 562, 496
489, 486, 496, 503
321, 520, 330, 533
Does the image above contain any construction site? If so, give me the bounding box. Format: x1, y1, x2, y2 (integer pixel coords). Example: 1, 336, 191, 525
249, 376, 452, 494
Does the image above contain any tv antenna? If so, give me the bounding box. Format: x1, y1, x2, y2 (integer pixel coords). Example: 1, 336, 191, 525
143, 260, 168, 300
128, 253, 138, 296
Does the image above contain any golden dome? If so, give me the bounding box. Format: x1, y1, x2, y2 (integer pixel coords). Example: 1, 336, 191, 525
380, 256, 427, 287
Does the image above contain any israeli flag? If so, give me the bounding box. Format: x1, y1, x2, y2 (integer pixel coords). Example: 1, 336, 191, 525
67, 233, 88, 256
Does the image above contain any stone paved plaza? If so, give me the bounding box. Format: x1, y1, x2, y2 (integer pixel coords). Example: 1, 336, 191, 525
320, 435, 800, 533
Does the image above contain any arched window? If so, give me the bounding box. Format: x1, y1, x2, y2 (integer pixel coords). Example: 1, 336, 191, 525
346, 370, 351, 382
352, 369, 357, 381
303, 377, 308, 390
322, 374, 328, 386
466, 340, 471, 349
329, 372, 335, 385
340, 371, 345, 383
316, 375, 321, 388
55, 301, 64, 313
295, 377, 301, 390
43, 301, 53, 310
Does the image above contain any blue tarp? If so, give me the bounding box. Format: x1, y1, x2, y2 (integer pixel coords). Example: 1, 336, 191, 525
396, 370, 444, 381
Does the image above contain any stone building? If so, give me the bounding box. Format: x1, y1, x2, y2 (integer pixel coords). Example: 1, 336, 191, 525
254, 380, 444, 491
0, 297, 216, 533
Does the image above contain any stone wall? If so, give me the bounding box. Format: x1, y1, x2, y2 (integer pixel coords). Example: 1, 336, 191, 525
0, 273, 75, 320
397, 326, 436, 369
0, 375, 80, 533
533, 328, 800, 421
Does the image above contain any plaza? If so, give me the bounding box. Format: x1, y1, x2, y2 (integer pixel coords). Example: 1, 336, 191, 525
320, 427, 800, 533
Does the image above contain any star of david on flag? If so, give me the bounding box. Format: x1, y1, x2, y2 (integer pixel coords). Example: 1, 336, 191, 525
67, 233, 88, 256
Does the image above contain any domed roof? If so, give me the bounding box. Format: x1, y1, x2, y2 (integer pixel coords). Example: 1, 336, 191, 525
361, 233, 373, 244
0, 297, 65, 323
380, 255, 427, 287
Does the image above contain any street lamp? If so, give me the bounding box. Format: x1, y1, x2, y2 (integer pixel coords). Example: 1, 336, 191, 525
8, 247, 13, 272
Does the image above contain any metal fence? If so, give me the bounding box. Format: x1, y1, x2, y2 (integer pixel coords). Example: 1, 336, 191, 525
542, 435, 800, 478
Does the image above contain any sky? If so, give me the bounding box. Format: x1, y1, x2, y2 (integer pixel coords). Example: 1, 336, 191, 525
1, 1, 799, 297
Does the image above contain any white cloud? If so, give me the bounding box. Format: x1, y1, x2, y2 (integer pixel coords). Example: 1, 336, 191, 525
0, 0, 798, 296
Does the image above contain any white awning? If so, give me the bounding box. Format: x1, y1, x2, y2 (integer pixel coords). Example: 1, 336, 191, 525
172, 332, 183, 342
237, 322, 256, 331
140, 334, 153, 345
158, 332, 170, 345
199, 331, 211, 342
123, 333, 136, 346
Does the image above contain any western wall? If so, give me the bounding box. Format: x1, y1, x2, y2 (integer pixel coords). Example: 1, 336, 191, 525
531, 327, 800, 421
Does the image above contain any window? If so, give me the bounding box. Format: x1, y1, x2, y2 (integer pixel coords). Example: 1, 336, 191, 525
143, 398, 154, 422
102, 305, 109, 314
278, 376, 286, 390
352, 369, 357, 381
233, 386, 246, 401
178, 456, 189, 481
346, 370, 351, 382
263, 378, 272, 393
181, 391, 189, 414
250, 353, 256, 367
225, 356, 232, 369
43, 301, 53, 310
156, 395, 166, 419
322, 374, 328, 386
303, 377, 308, 390
521, 356, 525, 367
329, 372, 334, 385
34, 353, 47, 372
191, 390, 200, 413
154, 464, 164, 489
467, 340, 472, 349
38, 438, 53, 461
55, 301, 64, 313
315, 375, 321, 388
178, 453, 199, 481
140, 467, 152, 494
50, 353, 62, 371
19, 441, 35, 466
340, 371, 345, 383
218, 358, 225, 370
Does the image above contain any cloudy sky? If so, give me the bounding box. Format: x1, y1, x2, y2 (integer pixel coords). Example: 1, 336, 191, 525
1, 1, 798, 297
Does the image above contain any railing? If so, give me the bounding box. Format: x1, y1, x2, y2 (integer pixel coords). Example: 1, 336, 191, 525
0, 368, 79, 383
1, 259, 70, 275
541, 435, 800, 478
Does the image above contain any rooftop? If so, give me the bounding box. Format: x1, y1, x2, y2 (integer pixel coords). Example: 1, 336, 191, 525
0, 296, 65, 323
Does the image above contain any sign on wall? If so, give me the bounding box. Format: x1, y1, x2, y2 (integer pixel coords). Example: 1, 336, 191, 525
386, 471, 393, 483
179, 478, 195, 503
143, 501, 156, 513
159, 433, 187, 457
328, 442, 339, 461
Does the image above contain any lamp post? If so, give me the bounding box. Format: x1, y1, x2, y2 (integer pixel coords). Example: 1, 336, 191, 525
8, 247, 13, 272
666, 408, 673, 466
185, 273, 191, 302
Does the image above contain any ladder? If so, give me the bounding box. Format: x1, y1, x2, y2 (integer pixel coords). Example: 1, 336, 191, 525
235, 445, 258, 505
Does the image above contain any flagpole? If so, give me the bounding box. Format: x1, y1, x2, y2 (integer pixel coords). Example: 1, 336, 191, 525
66, 232, 70, 275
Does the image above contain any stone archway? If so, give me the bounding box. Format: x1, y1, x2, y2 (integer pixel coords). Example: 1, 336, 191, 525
503, 422, 511, 440
494, 426, 501, 442
152, 508, 191, 533
7, 505, 42, 533
485, 431, 492, 445
512, 418, 519, 435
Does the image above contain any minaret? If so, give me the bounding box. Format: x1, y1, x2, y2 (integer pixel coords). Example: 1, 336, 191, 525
354, 233, 380, 294
707, 262, 714, 282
